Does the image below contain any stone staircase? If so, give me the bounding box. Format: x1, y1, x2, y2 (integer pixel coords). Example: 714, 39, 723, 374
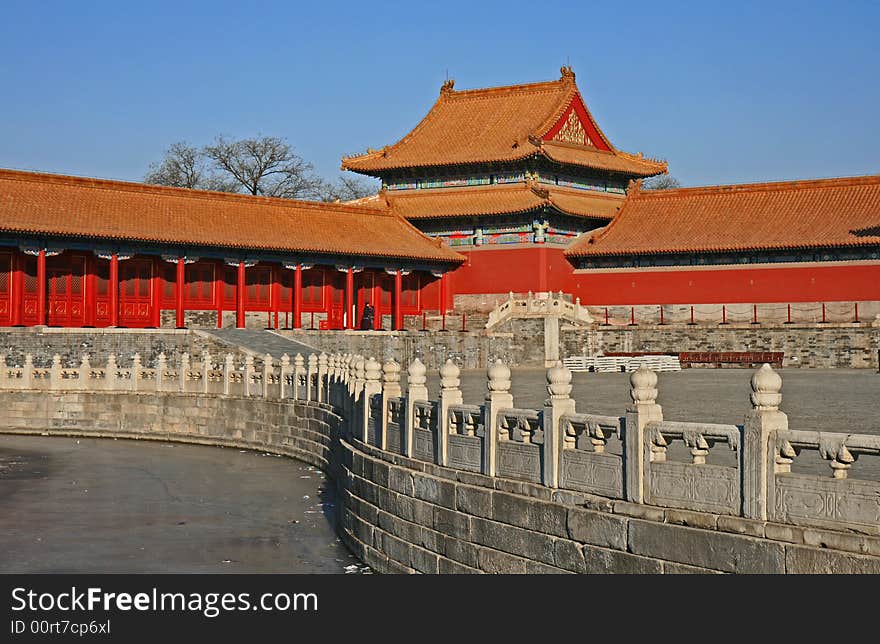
197, 329, 316, 358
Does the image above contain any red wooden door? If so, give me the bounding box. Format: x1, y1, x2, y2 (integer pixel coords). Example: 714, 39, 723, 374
47, 254, 86, 326
0, 251, 11, 325
119, 258, 153, 327
356, 272, 375, 329
326, 271, 345, 330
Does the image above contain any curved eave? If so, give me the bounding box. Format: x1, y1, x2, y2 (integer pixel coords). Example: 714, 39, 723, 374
565, 239, 880, 259
1, 225, 465, 265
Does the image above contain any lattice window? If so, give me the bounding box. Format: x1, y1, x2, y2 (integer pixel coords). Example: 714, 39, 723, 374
379, 274, 393, 308
70, 273, 82, 296
301, 270, 324, 306
402, 273, 420, 309
95, 259, 109, 296
246, 267, 271, 306
185, 263, 214, 304
162, 264, 176, 299
51, 272, 67, 295
23, 256, 37, 293
0, 253, 9, 294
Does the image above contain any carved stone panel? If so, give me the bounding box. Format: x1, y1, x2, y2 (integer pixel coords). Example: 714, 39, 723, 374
773, 474, 880, 532
448, 434, 482, 472
647, 461, 739, 515
560, 450, 623, 498
367, 414, 381, 447
413, 428, 435, 463
386, 421, 403, 455
498, 441, 542, 483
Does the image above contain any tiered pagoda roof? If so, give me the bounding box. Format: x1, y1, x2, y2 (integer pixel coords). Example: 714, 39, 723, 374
354, 181, 624, 222
565, 175, 880, 258
341, 67, 667, 178
0, 169, 463, 264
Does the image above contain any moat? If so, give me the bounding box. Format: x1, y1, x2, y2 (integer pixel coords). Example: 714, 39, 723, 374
0, 435, 364, 573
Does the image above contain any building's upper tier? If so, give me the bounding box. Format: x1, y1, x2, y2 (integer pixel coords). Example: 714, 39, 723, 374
341, 67, 667, 179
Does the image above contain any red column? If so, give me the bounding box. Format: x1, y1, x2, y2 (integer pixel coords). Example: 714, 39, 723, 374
11, 252, 23, 326
109, 253, 119, 327
394, 269, 403, 331
293, 264, 302, 329
373, 275, 381, 330
149, 258, 161, 328
215, 261, 223, 328
236, 261, 246, 328
175, 257, 185, 328
271, 265, 279, 329
345, 268, 354, 330
37, 249, 47, 325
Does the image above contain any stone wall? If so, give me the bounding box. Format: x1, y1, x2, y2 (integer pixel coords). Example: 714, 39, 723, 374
561, 323, 880, 369
277, 321, 545, 370
0, 328, 247, 367
1, 388, 878, 573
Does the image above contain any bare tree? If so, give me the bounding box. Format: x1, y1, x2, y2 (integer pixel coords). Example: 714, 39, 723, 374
203, 135, 324, 199
318, 174, 379, 202
642, 174, 682, 190
145, 142, 207, 189
145, 141, 239, 192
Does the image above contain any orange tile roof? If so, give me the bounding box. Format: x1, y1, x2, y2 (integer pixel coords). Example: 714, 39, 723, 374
367, 182, 624, 221
565, 175, 880, 258
0, 169, 464, 264
341, 68, 667, 177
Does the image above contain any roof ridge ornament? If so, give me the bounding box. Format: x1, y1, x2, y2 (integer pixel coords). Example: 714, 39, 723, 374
560, 65, 575, 81
628, 178, 642, 195
440, 79, 455, 96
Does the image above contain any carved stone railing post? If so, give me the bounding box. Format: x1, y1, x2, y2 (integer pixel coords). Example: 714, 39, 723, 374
201, 350, 211, 394
50, 354, 62, 390
437, 359, 463, 466
156, 353, 166, 392
306, 354, 317, 402
243, 355, 254, 397
330, 354, 340, 405
742, 364, 787, 520
178, 353, 189, 393
223, 353, 234, 396
106, 353, 118, 391
262, 354, 273, 399
351, 356, 365, 437
405, 358, 428, 458
293, 354, 305, 400
543, 361, 575, 488
21, 354, 33, 390
362, 357, 382, 442
132, 353, 142, 392
76, 354, 90, 391
317, 353, 328, 403
483, 359, 513, 477
381, 359, 401, 450
624, 366, 662, 503
280, 354, 290, 399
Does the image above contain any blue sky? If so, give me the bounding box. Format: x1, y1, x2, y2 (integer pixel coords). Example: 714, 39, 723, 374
1, 0, 877, 188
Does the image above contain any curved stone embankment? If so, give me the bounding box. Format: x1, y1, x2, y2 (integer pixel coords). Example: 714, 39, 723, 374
2, 390, 879, 574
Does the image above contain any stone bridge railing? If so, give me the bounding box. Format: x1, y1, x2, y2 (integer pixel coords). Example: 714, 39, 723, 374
2, 349, 878, 537
485, 291, 593, 330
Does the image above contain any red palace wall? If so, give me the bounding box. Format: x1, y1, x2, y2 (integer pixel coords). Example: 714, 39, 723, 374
446, 245, 880, 305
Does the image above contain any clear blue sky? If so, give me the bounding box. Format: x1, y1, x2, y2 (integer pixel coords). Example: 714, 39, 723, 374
1, 0, 877, 188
